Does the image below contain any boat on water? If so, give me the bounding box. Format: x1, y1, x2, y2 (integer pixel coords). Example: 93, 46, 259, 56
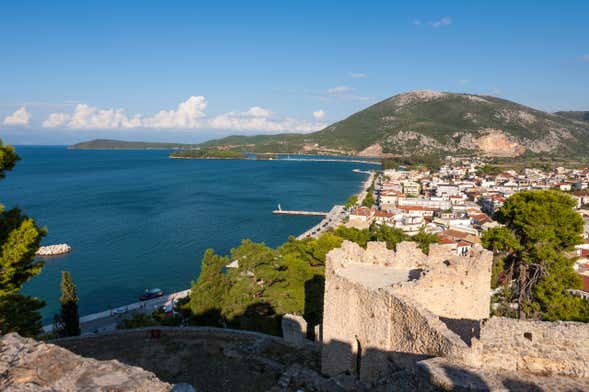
139, 288, 164, 301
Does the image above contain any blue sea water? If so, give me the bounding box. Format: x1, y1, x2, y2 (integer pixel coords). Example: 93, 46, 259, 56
0, 146, 371, 320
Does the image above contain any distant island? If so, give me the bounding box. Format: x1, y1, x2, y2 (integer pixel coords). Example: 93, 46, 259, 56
70, 91, 589, 159
169, 148, 247, 160
70, 139, 197, 150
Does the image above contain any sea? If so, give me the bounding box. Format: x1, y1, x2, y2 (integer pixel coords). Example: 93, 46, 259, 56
0, 146, 373, 321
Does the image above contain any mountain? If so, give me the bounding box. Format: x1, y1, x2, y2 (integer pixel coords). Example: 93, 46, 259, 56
204, 91, 589, 158
71, 92, 589, 158
554, 111, 589, 123
70, 139, 196, 150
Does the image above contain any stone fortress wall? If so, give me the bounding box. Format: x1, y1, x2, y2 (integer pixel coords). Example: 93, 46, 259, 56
321, 240, 589, 386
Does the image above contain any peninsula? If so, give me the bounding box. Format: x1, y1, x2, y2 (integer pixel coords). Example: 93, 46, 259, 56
169, 148, 247, 159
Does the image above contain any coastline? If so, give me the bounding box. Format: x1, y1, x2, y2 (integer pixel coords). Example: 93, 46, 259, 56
42, 167, 374, 334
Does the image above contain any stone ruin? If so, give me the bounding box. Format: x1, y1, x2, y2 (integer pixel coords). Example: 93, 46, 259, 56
320, 240, 589, 390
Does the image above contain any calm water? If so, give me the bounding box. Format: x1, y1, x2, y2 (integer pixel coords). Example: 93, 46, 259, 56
0, 146, 370, 320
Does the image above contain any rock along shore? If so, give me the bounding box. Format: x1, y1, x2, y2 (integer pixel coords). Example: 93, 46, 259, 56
36, 243, 72, 256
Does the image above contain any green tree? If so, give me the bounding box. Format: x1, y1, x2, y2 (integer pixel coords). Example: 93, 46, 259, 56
188, 249, 230, 324
345, 195, 358, 208
370, 224, 407, 250
491, 190, 588, 321
57, 271, 80, 337
412, 228, 440, 254
0, 141, 46, 337
362, 192, 375, 207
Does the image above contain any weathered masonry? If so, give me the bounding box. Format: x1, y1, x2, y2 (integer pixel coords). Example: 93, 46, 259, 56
321, 240, 589, 386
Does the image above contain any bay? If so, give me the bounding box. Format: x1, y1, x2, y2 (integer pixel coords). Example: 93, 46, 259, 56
0, 146, 371, 320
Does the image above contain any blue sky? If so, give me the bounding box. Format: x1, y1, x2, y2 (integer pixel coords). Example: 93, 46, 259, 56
1, 0, 588, 144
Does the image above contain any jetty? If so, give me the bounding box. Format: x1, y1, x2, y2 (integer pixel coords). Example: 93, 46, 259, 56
272, 203, 328, 216
272, 210, 328, 216
36, 243, 72, 256
296, 205, 346, 239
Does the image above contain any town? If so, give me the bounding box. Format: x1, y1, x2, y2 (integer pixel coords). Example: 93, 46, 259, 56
347, 157, 589, 295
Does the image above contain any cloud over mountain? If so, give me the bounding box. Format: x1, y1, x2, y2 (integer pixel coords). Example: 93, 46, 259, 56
42, 97, 324, 133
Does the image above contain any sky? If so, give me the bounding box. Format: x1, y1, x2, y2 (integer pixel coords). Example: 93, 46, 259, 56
0, 0, 588, 145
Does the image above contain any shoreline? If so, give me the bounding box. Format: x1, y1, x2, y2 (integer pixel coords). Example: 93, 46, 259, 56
39, 163, 374, 332
296, 169, 375, 239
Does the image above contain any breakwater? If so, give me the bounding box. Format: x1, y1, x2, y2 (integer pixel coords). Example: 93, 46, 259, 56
36, 243, 72, 256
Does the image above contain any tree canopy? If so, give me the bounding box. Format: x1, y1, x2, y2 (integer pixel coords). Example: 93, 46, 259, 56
187, 223, 438, 334
484, 190, 588, 321
0, 141, 46, 337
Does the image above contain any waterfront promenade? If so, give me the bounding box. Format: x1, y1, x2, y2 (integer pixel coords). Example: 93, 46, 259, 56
357, 171, 375, 204
280, 157, 381, 165
44, 289, 190, 335
296, 205, 346, 239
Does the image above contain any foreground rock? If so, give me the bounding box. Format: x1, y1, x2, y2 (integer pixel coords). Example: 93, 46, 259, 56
0, 333, 171, 391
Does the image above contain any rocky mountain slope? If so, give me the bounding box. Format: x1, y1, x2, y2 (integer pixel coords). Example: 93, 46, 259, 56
204, 91, 589, 158
315, 90, 589, 157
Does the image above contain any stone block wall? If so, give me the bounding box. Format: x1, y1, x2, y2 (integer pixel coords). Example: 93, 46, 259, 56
475, 317, 589, 378
321, 244, 474, 382
281, 314, 308, 347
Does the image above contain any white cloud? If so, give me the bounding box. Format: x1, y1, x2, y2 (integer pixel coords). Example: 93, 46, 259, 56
3, 106, 31, 126
430, 17, 452, 28
413, 19, 422, 26
349, 72, 367, 79
327, 86, 355, 96
42, 97, 325, 133
142, 96, 207, 129
458, 79, 470, 85
313, 110, 326, 120
243, 106, 272, 117
42, 112, 69, 128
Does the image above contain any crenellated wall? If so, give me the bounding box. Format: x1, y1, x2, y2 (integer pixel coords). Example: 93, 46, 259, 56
321, 240, 589, 385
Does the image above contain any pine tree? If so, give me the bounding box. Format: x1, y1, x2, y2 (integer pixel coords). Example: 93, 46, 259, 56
0, 140, 46, 337
59, 271, 80, 336
489, 190, 589, 321
188, 249, 230, 325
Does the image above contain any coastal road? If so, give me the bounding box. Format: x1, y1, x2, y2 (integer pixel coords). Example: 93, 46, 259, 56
45, 289, 190, 335
296, 205, 346, 239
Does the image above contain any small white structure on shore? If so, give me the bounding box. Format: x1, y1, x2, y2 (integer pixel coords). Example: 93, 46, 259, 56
35, 243, 72, 256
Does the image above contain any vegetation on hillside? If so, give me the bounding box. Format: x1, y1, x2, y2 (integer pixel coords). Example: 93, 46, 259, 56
482, 190, 589, 322
195, 92, 589, 157
186, 224, 438, 335
170, 148, 247, 159
555, 111, 589, 123
382, 155, 443, 171
0, 140, 46, 337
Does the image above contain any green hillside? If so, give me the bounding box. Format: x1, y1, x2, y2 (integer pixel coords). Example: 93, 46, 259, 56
555, 111, 589, 123
202, 91, 589, 157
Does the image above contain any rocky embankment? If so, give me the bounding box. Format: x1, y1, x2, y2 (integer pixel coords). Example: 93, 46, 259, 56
35, 243, 71, 256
